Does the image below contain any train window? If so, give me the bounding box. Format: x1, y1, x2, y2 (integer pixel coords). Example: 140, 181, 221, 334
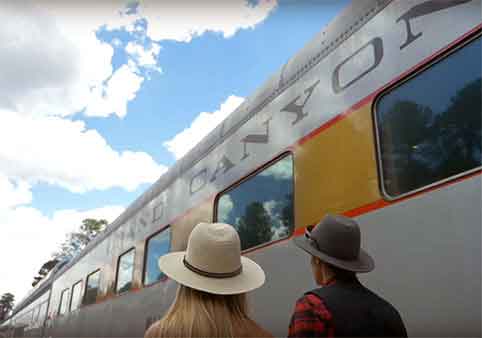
58, 288, 70, 315
70, 281, 83, 311
116, 248, 135, 294
144, 227, 171, 286
38, 302, 47, 325
84, 270, 100, 305
26, 310, 33, 326
375, 35, 481, 198
34, 305, 41, 324
216, 154, 294, 250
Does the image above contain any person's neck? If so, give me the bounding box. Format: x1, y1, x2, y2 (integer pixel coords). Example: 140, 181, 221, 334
320, 275, 336, 286
336, 274, 359, 284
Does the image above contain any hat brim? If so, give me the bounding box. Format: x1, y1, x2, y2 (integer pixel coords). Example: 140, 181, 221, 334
158, 252, 265, 295
293, 236, 375, 273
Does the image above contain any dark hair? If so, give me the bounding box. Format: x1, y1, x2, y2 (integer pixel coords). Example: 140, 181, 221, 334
328, 264, 357, 281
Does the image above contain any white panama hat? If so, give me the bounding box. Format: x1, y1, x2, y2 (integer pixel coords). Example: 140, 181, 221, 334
158, 222, 266, 295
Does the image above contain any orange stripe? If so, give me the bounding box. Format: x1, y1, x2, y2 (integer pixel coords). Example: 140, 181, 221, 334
343, 199, 389, 218
291, 170, 482, 237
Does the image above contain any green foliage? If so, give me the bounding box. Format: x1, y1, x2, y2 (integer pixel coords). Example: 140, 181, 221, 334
38, 259, 59, 277
30, 219, 108, 289
380, 78, 481, 195
0, 293, 15, 321
237, 202, 273, 250
52, 218, 108, 262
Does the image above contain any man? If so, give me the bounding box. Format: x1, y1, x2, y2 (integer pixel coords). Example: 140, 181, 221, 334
288, 214, 407, 337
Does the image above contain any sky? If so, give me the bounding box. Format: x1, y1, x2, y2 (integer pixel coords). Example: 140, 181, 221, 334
0, 0, 349, 304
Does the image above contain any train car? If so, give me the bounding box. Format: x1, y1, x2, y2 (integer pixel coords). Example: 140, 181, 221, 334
1, 266, 58, 338
2, 0, 480, 336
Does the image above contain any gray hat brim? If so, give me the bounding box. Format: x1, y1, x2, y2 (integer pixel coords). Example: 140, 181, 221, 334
293, 236, 375, 273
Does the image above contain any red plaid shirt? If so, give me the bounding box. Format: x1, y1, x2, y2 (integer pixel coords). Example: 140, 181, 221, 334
288, 279, 337, 338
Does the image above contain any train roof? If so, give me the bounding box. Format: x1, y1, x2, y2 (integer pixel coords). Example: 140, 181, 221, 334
16, 0, 392, 311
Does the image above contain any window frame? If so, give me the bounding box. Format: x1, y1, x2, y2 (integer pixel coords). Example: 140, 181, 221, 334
83, 269, 101, 306
33, 304, 41, 325
213, 151, 295, 252
373, 32, 482, 201
115, 247, 136, 295
26, 310, 33, 326
142, 225, 171, 287
69, 280, 83, 312
37, 301, 48, 326
57, 288, 70, 316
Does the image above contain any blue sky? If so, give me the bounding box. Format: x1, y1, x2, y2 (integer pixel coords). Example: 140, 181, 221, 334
0, 0, 348, 301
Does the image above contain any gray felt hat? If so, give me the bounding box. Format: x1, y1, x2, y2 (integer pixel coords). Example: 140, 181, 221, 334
293, 214, 374, 273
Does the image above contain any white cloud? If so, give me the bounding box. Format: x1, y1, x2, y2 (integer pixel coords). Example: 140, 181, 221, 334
271, 225, 289, 240
0, 2, 83, 117
0, 204, 124, 303
0, 174, 32, 210
260, 155, 293, 180
0, 1, 277, 120
0, 1, 139, 119
0, 1, 159, 120
263, 199, 279, 219
164, 95, 244, 159
218, 194, 234, 223
138, 0, 278, 42
0, 110, 167, 193
126, 41, 162, 73
84, 64, 144, 118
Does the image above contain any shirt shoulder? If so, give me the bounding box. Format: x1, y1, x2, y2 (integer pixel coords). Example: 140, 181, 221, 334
288, 294, 334, 337
298, 293, 333, 321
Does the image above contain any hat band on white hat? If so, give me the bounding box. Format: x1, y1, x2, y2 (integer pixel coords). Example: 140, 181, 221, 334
183, 257, 242, 279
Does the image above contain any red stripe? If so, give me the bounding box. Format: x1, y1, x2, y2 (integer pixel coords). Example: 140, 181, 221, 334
297, 23, 482, 147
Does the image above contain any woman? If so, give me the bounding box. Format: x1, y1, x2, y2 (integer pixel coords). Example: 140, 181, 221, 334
145, 222, 272, 338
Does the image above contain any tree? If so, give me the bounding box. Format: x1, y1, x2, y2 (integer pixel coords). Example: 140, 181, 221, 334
30, 219, 108, 288
31, 259, 59, 287
237, 202, 273, 250
52, 218, 108, 262
379, 100, 434, 194
38, 259, 59, 277
434, 78, 481, 178
0, 293, 14, 322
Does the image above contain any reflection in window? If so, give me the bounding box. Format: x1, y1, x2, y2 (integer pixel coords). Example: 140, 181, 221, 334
144, 228, 171, 285
38, 302, 47, 326
58, 288, 70, 315
116, 249, 135, 294
70, 281, 83, 311
32, 306, 39, 325
217, 155, 294, 250
376, 36, 481, 197
84, 270, 100, 305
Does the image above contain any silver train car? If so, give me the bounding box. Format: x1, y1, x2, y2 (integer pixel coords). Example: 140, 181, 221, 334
2, 0, 480, 336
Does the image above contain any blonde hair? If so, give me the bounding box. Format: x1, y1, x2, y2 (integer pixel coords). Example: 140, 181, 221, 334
149, 285, 249, 338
